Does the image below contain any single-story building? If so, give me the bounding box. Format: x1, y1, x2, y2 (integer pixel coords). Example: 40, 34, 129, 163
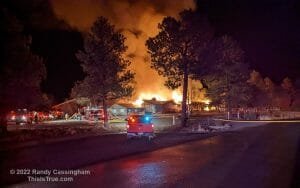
109, 104, 145, 116
143, 99, 179, 113
52, 98, 90, 115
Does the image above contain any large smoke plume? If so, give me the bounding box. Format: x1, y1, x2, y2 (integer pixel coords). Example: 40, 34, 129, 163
51, 0, 196, 100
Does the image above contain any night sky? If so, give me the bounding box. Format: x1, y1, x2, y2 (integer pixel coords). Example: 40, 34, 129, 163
197, 0, 300, 82
1, 0, 299, 102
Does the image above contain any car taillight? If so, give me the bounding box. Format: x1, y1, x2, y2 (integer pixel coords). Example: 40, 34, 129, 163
128, 116, 135, 123
11, 115, 16, 120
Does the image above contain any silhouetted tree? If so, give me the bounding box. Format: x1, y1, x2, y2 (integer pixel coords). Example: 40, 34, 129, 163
146, 10, 213, 126
71, 17, 135, 126
203, 36, 251, 111
281, 77, 296, 107
0, 7, 47, 112
247, 70, 273, 107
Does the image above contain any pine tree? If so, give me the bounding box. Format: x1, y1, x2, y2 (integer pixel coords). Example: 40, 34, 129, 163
71, 17, 135, 126
146, 10, 213, 126
0, 8, 47, 111
203, 36, 251, 112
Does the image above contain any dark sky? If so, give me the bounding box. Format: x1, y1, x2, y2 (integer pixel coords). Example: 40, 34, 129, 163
1, 0, 300, 102
0, 0, 84, 103
197, 0, 300, 82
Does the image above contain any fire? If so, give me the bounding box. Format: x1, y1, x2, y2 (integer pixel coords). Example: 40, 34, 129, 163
202, 99, 211, 111
132, 93, 167, 107
132, 97, 144, 107
202, 99, 211, 105
204, 106, 209, 111
172, 91, 182, 104
132, 91, 183, 107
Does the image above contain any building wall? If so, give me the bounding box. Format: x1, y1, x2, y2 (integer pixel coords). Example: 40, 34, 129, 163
109, 104, 145, 116
143, 103, 163, 113
127, 108, 145, 115
109, 104, 127, 116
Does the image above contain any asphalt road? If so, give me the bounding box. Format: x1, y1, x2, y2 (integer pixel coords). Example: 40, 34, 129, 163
3, 122, 300, 188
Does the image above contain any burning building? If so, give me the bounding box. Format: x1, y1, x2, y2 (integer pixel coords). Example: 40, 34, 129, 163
143, 98, 179, 113
50, 0, 197, 105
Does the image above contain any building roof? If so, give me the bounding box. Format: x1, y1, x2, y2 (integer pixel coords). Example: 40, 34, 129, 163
143, 99, 176, 105
52, 98, 90, 109
111, 103, 144, 109
52, 99, 77, 109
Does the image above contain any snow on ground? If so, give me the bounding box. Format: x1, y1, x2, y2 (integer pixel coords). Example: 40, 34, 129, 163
180, 120, 268, 133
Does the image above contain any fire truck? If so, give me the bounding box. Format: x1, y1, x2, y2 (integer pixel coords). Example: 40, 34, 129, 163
83, 106, 106, 121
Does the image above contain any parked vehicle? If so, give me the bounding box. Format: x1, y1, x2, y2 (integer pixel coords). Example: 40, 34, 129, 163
7, 109, 33, 124
84, 106, 106, 121
126, 114, 155, 140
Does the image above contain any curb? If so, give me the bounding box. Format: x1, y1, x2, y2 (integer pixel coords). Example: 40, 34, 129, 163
213, 118, 300, 123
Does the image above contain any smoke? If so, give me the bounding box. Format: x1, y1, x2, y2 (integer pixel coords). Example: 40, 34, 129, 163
50, 0, 196, 100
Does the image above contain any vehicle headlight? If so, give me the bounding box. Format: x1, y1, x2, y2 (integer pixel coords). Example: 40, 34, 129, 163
22, 115, 27, 120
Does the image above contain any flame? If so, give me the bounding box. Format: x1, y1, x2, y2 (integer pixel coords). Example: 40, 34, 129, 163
204, 106, 210, 111
202, 99, 211, 105
132, 91, 182, 107
202, 99, 211, 111
172, 91, 182, 104
132, 93, 167, 107
51, 1, 196, 104
132, 96, 144, 107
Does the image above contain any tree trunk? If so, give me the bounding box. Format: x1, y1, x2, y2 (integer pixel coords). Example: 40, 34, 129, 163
181, 63, 188, 127
289, 94, 295, 108
226, 72, 231, 119
102, 97, 109, 127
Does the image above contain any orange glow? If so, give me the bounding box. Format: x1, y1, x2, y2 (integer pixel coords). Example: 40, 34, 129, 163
133, 93, 167, 107
204, 106, 210, 111
172, 91, 182, 104
202, 99, 211, 111
202, 99, 211, 105
132, 97, 144, 107
128, 116, 136, 123
51, 0, 196, 105
132, 90, 182, 107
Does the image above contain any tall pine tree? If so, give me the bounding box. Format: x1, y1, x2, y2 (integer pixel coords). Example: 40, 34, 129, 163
146, 10, 213, 126
0, 7, 47, 112
203, 36, 251, 112
71, 17, 135, 125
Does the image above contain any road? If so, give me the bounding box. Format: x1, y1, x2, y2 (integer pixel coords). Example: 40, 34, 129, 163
3, 122, 300, 188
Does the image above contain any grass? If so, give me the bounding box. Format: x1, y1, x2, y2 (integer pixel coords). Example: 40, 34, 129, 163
108, 119, 126, 123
